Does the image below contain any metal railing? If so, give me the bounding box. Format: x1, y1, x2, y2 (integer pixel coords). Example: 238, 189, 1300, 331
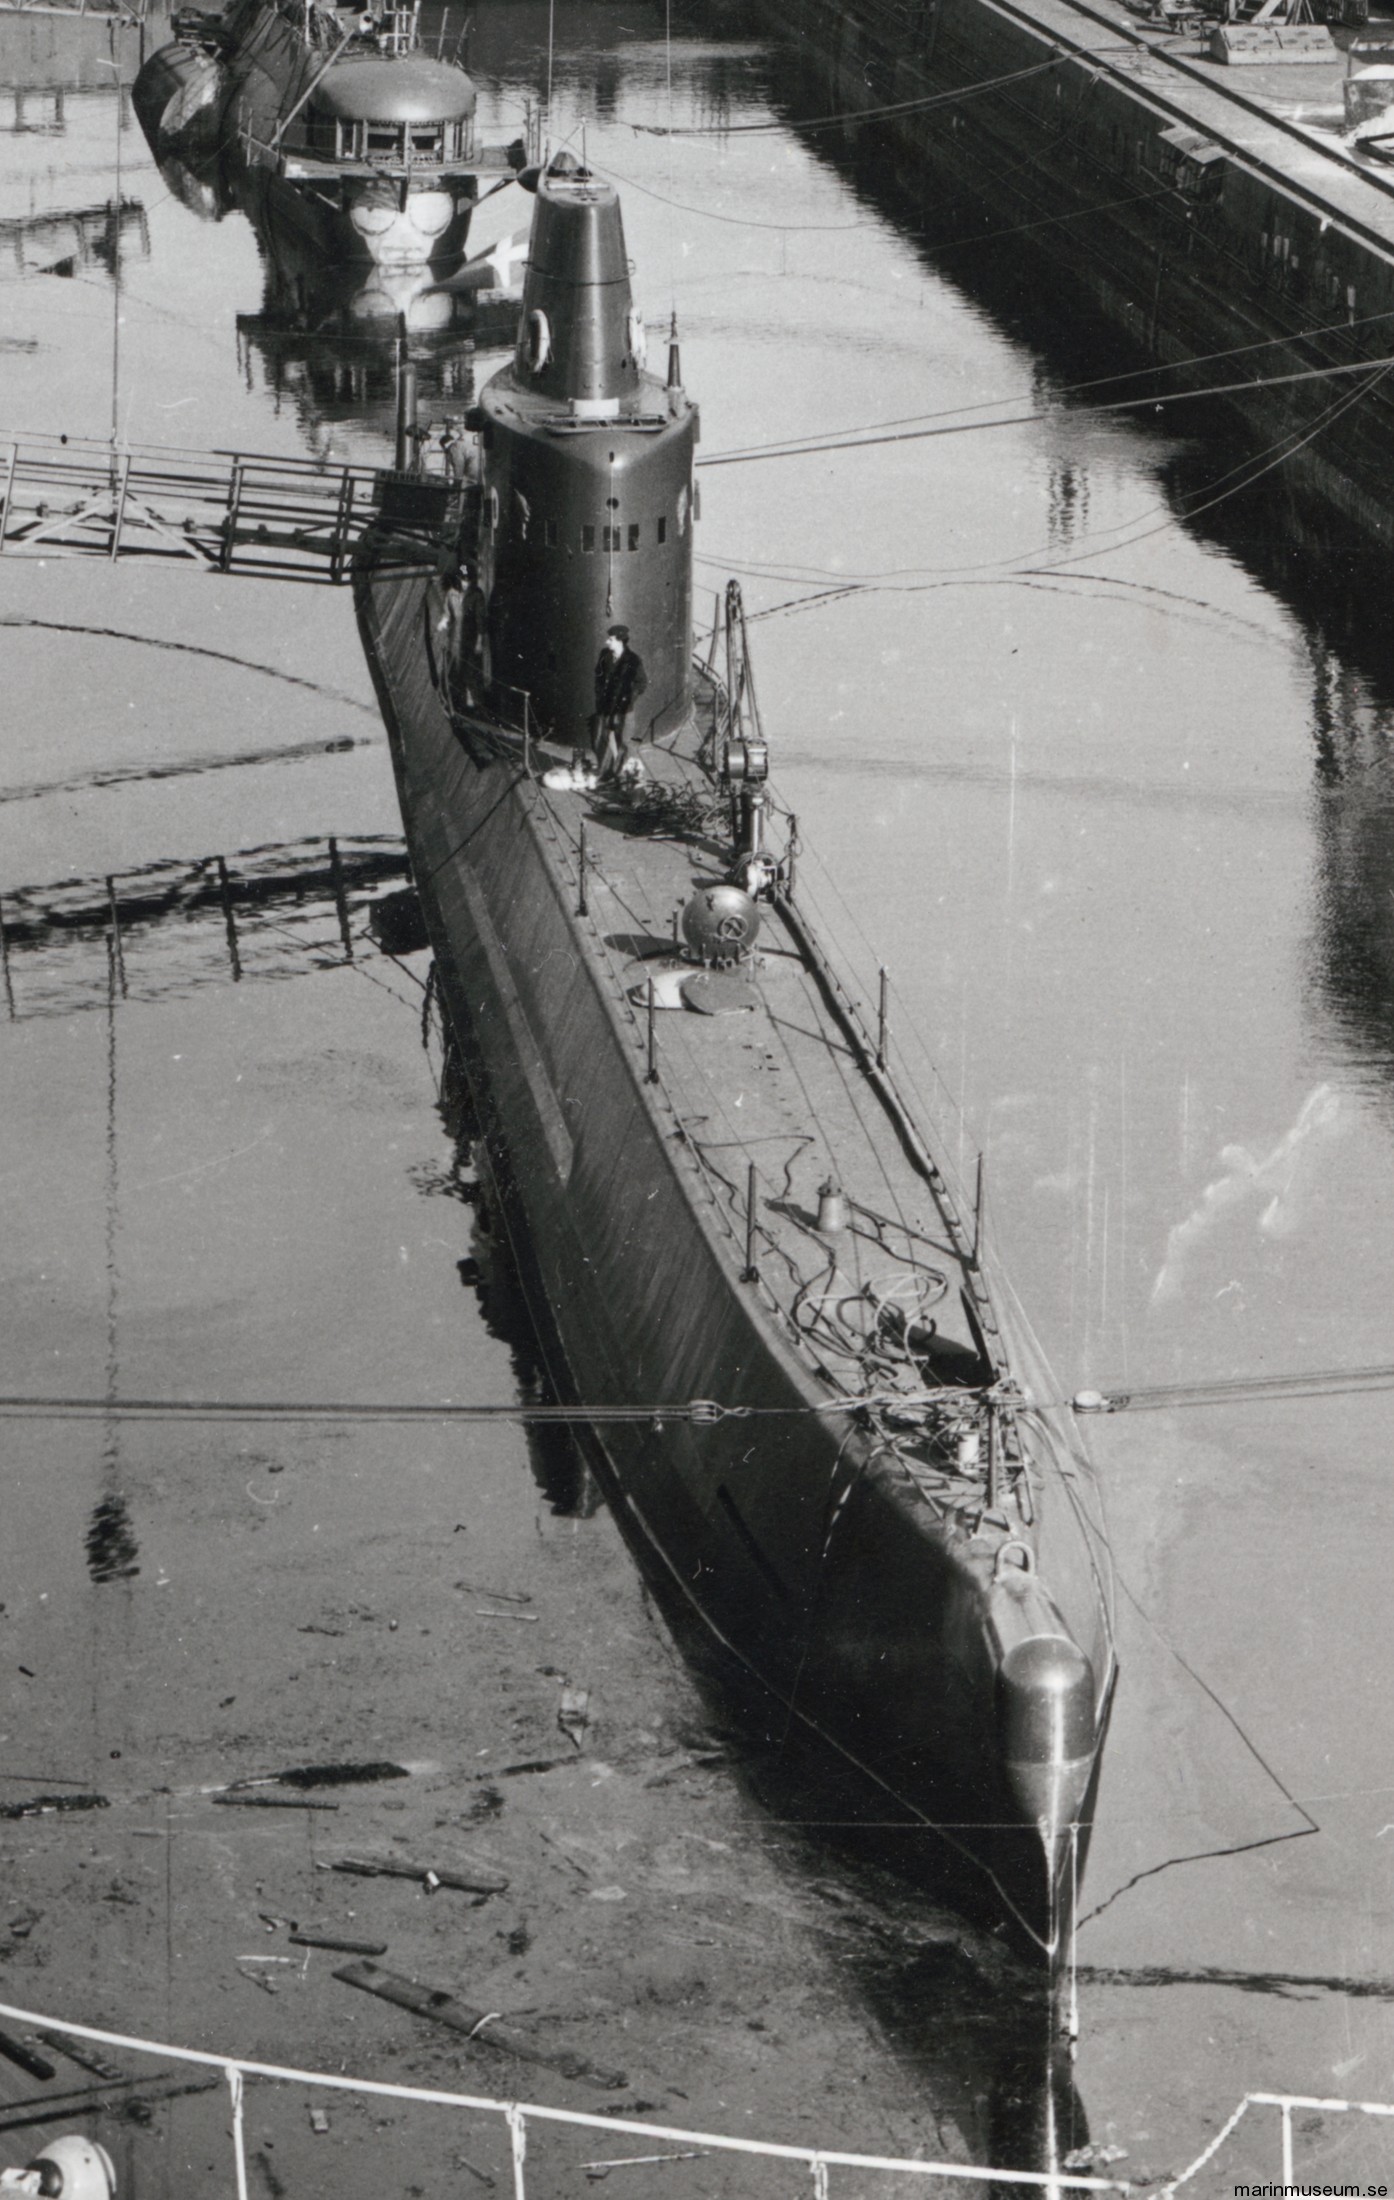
3, 1998, 1394, 2191
0, 431, 428, 581
0, 1997, 1130, 2195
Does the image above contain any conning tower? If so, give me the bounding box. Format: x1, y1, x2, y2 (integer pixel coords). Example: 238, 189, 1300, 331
478, 153, 698, 745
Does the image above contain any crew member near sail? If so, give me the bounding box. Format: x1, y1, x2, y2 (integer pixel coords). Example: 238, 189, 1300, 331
592, 624, 647, 780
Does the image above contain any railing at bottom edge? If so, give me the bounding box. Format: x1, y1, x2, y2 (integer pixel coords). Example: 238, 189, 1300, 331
0, 1996, 1130, 2193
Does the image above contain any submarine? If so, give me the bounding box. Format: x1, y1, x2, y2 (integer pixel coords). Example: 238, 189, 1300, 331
354, 150, 1118, 1965
134, 0, 532, 271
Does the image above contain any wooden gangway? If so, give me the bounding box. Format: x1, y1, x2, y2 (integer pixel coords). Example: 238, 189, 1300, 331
0, 428, 444, 581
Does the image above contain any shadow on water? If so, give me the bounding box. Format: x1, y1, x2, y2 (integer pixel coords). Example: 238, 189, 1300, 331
1078, 1962, 1394, 2000
636, 1594, 1094, 2180
412, 1032, 604, 1518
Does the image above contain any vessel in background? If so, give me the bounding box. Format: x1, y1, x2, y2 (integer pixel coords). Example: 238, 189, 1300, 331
133, 0, 536, 270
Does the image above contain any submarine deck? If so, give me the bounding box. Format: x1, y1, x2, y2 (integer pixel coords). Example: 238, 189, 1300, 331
447, 664, 1051, 1517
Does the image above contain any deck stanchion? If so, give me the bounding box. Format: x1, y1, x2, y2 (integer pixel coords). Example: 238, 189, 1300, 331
785, 813, 798, 900
972, 1152, 985, 1266
221, 460, 243, 572
986, 1402, 999, 1512
742, 1162, 758, 1283
646, 975, 657, 1083
877, 965, 889, 1072
522, 695, 532, 779
330, 466, 354, 584
0, 441, 17, 554
0, 890, 13, 1020
105, 876, 127, 998
228, 2066, 250, 2200
506, 2105, 528, 2200
109, 449, 132, 560
217, 856, 242, 983
577, 822, 588, 917
328, 836, 354, 960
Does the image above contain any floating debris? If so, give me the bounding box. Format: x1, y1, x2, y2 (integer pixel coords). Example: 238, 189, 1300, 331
85, 1493, 140, 1582
326, 1854, 508, 1896
233, 1760, 410, 1791
308, 2106, 330, 2134
332, 1962, 626, 2087
0, 2071, 218, 2136
0, 1792, 108, 1821
212, 1792, 340, 1812
583, 2152, 706, 2178
0, 2029, 54, 2081
289, 1931, 388, 1956
558, 1686, 590, 1750
37, 2032, 126, 2084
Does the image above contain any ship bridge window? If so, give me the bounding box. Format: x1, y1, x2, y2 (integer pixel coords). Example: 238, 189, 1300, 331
627, 523, 640, 551
657, 516, 667, 545
366, 121, 406, 157
582, 524, 595, 553
603, 524, 621, 551
410, 125, 443, 157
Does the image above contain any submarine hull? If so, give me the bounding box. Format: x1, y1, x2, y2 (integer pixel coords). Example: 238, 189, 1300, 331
356, 549, 1113, 1961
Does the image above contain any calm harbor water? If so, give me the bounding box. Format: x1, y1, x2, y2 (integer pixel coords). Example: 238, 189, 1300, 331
1, 1, 1393, 2189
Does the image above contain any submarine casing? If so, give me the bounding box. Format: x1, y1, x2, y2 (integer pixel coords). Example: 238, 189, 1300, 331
356, 161, 1115, 1961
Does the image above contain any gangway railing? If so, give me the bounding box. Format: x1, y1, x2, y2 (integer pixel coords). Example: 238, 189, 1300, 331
0, 430, 444, 581
0, 1997, 1131, 2196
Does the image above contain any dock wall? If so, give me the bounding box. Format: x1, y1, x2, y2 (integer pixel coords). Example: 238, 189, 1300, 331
761, 0, 1394, 549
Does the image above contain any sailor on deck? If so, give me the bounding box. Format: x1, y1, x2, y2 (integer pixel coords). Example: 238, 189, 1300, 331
592, 625, 647, 780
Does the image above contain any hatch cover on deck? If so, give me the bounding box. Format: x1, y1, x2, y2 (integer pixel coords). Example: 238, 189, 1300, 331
680, 970, 760, 1016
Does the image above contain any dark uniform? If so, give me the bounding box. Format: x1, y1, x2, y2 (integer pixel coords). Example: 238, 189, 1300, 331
591, 625, 648, 778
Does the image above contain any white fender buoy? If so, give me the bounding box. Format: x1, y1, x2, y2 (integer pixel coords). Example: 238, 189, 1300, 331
0, 2135, 117, 2198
